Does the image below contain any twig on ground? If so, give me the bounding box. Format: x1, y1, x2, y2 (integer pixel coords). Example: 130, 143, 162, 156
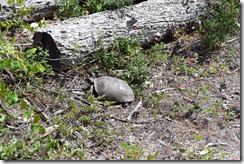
3, 68, 15, 82
53, 110, 65, 115
15, 43, 32, 46
66, 74, 79, 88
110, 115, 165, 124
232, 125, 240, 128
33, 84, 59, 96
17, 85, 50, 121
41, 125, 59, 138
26, 97, 50, 121
226, 37, 239, 43
72, 96, 91, 106
127, 100, 142, 121
153, 88, 176, 94
206, 142, 228, 148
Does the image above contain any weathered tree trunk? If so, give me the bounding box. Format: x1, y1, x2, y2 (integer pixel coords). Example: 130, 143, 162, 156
0, 0, 58, 22
33, 0, 207, 68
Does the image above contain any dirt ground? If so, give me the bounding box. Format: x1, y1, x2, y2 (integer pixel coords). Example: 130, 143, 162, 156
1, 28, 240, 160
90, 36, 240, 160
31, 34, 240, 160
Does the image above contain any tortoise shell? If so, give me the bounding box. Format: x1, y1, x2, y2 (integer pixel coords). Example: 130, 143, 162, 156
93, 76, 135, 103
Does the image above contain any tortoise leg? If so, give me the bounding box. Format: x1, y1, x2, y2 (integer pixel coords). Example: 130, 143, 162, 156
122, 102, 129, 108
90, 84, 100, 98
122, 101, 134, 108
90, 85, 94, 95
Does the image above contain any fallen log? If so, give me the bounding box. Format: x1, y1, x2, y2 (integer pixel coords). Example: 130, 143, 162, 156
33, 0, 207, 68
0, 0, 58, 22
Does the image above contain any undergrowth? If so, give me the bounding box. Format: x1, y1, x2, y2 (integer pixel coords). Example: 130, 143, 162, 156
202, 0, 240, 48
85, 37, 168, 96
57, 0, 133, 18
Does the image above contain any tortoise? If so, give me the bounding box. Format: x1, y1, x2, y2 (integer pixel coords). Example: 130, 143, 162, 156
89, 76, 135, 104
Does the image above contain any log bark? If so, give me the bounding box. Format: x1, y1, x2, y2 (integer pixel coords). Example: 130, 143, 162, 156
32, 0, 207, 68
0, 0, 58, 22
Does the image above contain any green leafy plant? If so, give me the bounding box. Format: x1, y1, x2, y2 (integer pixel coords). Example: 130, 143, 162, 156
145, 42, 169, 66
0, 134, 86, 160
173, 101, 184, 113
148, 92, 169, 111
120, 142, 144, 160
223, 109, 236, 122
120, 142, 158, 160
57, 0, 133, 18
194, 133, 202, 141
56, 0, 83, 18
0, 0, 35, 30
0, 20, 52, 76
171, 55, 201, 76
178, 133, 229, 160
88, 37, 150, 95
0, 3, 58, 159
7, 91, 18, 105
202, 0, 240, 48
84, 0, 133, 13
